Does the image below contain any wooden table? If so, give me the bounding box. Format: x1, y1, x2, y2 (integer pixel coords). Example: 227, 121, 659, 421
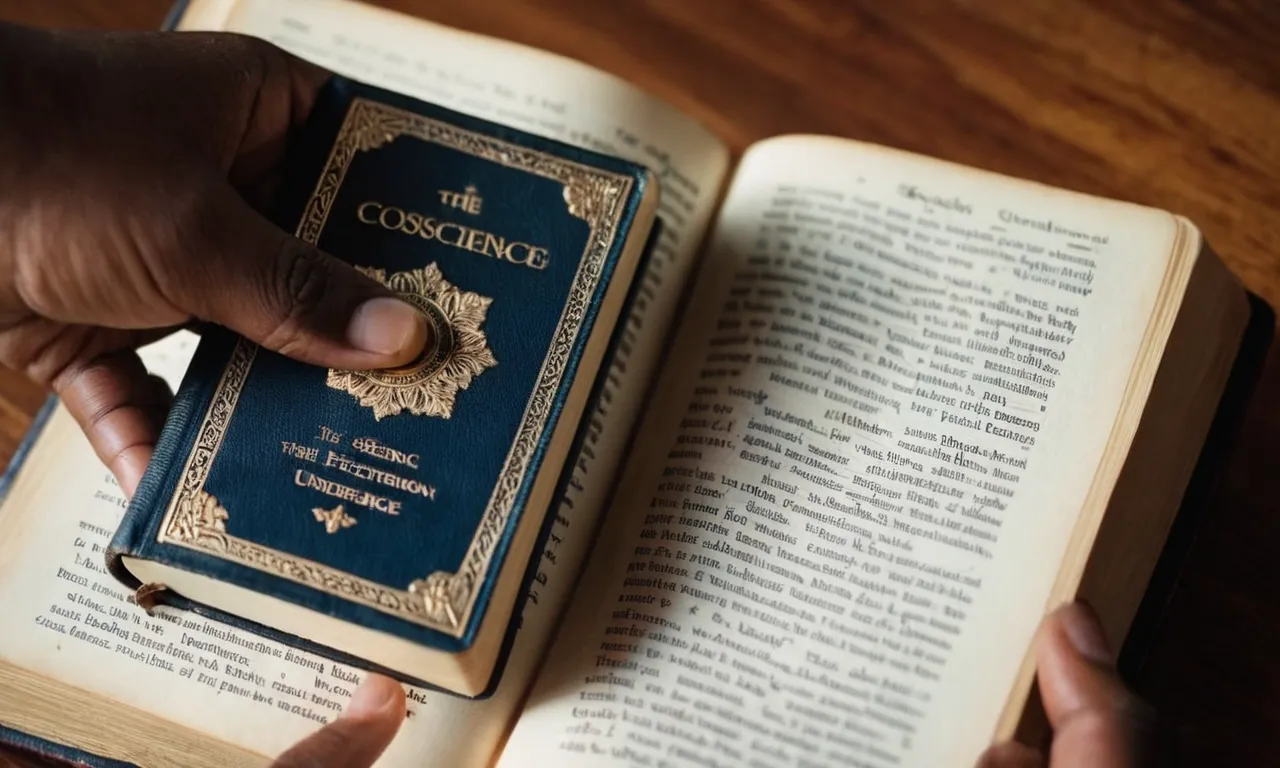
2, 1, 1279, 765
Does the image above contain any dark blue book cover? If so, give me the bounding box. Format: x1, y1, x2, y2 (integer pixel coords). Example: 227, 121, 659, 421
106, 75, 658, 697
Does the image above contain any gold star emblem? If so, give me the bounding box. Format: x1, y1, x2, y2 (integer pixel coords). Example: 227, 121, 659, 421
313, 504, 357, 534
327, 264, 497, 420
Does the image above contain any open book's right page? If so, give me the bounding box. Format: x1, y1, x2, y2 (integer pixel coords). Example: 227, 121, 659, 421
499, 135, 1177, 767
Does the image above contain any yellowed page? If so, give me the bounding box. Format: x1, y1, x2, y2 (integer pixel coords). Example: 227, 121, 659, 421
499, 135, 1176, 767
0, 1, 730, 765
0, 335, 497, 766
174, 0, 237, 28
0, 333, 331, 765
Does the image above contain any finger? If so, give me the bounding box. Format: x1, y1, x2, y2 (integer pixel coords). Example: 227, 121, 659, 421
975, 741, 1044, 768
271, 674, 406, 768
157, 178, 429, 372
146, 373, 174, 415
282, 48, 332, 109
55, 349, 171, 495
1035, 602, 1151, 768
227, 40, 332, 208
0, 317, 177, 388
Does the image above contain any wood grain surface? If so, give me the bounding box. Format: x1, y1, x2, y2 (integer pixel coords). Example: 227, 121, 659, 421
1, 1, 1278, 765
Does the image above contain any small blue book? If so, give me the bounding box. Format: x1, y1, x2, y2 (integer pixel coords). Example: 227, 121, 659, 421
106, 75, 658, 697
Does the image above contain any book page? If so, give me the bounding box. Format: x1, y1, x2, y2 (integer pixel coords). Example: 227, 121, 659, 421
0, 2, 730, 767
0, 334, 479, 766
498, 135, 1177, 767
0, 334, 351, 759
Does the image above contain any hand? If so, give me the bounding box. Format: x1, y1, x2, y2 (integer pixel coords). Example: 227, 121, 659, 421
978, 602, 1155, 767
270, 674, 407, 768
0, 25, 428, 494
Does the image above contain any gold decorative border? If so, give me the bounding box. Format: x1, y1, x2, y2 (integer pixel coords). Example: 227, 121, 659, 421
155, 98, 633, 637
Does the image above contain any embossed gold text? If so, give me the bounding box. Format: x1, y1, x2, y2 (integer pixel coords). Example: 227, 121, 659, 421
323, 451, 437, 500
356, 201, 549, 270
281, 441, 319, 462
293, 469, 403, 515
351, 436, 420, 469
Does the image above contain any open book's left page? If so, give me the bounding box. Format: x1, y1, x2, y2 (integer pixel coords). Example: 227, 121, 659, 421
0, 0, 730, 765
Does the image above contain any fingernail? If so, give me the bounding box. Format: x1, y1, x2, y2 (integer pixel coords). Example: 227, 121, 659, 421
343, 675, 400, 719
1060, 602, 1113, 664
347, 298, 428, 359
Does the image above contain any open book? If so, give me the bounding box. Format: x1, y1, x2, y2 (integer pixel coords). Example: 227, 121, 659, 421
0, 0, 1254, 766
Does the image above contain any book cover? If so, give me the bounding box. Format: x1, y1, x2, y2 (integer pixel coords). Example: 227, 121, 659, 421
0, 724, 135, 768
106, 75, 657, 695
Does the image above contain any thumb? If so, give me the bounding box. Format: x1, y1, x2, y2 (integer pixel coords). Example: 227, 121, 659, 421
166, 179, 429, 371
271, 674, 407, 768
1036, 602, 1153, 767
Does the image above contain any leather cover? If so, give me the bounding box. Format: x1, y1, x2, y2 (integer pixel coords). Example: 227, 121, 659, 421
105, 75, 655, 692
0, 725, 135, 768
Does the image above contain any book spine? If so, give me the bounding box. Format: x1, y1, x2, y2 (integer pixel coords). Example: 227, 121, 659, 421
0, 396, 56, 508
0, 725, 136, 768
104, 331, 226, 589
1117, 292, 1275, 679
160, 0, 193, 32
